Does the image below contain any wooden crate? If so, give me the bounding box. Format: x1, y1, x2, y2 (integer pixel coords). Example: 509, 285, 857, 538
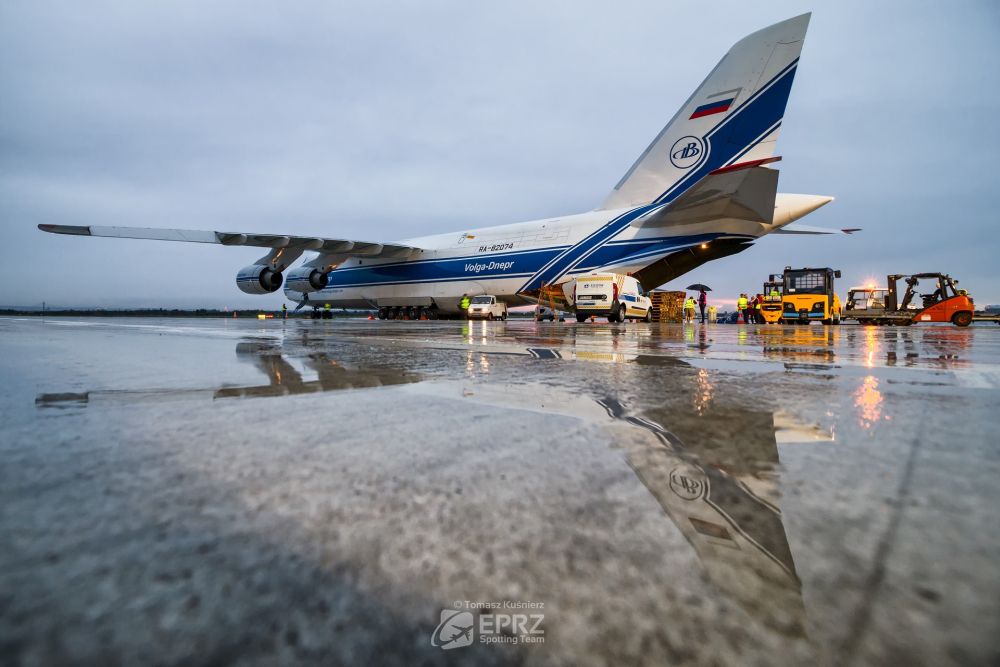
650, 290, 686, 322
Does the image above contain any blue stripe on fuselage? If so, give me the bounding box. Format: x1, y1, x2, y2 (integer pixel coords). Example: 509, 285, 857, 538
320, 233, 728, 289
325, 246, 563, 288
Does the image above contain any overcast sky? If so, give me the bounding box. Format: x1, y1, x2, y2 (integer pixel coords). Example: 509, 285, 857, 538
2, 0, 998, 309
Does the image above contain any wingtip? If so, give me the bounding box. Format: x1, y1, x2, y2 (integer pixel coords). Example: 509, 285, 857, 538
38, 224, 91, 236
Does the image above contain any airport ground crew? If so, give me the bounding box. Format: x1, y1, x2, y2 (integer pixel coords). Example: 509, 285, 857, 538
459, 294, 470, 318
282, 303, 287, 319
698, 290, 707, 324
324, 302, 331, 319
738, 293, 749, 324
754, 294, 763, 323
684, 295, 696, 322
770, 286, 781, 300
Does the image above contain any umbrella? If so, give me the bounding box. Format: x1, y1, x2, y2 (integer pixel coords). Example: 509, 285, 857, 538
686, 283, 712, 291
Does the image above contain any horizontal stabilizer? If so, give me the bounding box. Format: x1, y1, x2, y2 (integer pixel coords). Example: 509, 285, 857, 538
772, 224, 858, 235
38, 224, 420, 258
632, 164, 779, 228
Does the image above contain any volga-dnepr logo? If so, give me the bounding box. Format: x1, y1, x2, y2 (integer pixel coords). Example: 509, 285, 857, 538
669, 135, 704, 169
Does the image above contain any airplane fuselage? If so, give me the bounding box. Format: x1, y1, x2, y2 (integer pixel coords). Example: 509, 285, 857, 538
285, 194, 813, 312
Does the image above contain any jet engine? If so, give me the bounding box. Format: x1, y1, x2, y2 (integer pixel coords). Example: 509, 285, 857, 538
236, 264, 283, 294
285, 267, 329, 293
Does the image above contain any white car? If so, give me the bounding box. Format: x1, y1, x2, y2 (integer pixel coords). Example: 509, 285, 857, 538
567, 273, 652, 323
466, 295, 508, 320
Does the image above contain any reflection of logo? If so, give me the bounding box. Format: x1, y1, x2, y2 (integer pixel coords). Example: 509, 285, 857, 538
669, 136, 704, 169
431, 610, 475, 650
669, 465, 707, 500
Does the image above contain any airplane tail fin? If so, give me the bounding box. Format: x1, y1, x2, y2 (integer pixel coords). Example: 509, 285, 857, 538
601, 13, 810, 210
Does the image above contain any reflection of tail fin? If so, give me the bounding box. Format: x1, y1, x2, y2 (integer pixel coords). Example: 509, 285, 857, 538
602, 13, 810, 210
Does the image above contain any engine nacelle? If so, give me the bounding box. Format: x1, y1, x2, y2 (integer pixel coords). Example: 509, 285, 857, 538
285, 267, 329, 293
236, 265, 283, 295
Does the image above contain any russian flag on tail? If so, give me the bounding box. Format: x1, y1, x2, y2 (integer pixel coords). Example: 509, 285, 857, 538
689, 88, 741, 119
690, 97, 735, 119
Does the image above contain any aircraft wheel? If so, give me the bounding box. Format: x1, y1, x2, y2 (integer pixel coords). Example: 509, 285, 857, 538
501, 312, 507, 321
952, 311, 973, 327
576, 313, 588, 323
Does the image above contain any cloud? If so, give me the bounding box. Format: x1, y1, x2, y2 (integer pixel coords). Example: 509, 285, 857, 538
2, 0, 999, 308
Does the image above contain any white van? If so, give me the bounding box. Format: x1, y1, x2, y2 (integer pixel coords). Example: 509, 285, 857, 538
567, 273, 652, 323
466, 295, 508, 320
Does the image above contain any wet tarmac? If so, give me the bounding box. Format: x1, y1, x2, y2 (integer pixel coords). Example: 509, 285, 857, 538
1, 316, 999, 666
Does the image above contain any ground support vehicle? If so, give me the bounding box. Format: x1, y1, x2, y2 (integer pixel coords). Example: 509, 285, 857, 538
780, 267, 842, 325
567, 273, 652, 323
760, 275, 784, 324
466, 295, 508, 320
843, 273, 975, 327
847, 273, 976, 327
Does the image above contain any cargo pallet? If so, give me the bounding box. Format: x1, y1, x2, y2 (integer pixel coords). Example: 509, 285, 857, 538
650, 290, 686, 323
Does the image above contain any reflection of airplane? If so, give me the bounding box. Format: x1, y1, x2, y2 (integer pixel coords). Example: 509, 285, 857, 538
35, 340, 419, 407
403, 334, 819, 635
599, 395, 808, 636
40, 15, 846, 318
214, 342, 417, 398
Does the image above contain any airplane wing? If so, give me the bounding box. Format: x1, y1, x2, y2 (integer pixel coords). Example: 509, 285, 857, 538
37, 224, 420, 259
631, 158, 780, 229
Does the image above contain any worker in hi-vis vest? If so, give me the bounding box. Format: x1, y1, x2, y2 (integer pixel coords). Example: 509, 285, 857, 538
738, 294, 749, 323
460, 294, 471, 318
684, 296, 696, 322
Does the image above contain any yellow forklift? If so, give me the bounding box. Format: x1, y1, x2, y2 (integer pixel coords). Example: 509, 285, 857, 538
780, 266, 842, 325
760, 274, 784, 323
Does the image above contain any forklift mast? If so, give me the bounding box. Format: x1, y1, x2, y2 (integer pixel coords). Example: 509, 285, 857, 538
885, 274, 903, 311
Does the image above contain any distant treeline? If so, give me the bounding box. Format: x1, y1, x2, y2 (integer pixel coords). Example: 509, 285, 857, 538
0, 308, 351, 318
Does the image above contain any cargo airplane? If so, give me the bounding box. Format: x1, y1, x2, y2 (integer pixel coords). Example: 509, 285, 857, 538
40, 13, 849, 318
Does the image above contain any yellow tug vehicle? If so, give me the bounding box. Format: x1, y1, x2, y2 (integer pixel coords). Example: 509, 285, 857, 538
761, 275, 784, 324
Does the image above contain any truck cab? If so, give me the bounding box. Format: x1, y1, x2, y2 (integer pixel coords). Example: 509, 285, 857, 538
780, 267, 842, 325
466, 295, 508, 320
568, 273, 652, 323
